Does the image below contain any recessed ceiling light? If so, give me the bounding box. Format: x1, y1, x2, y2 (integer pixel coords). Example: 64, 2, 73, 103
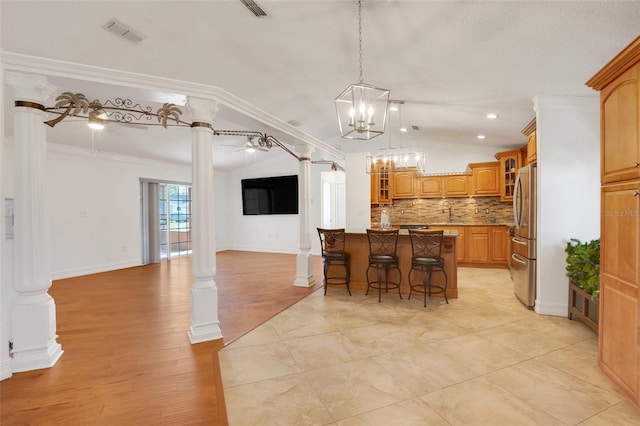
486, 113, 498, 119
477, 134, 486, 140
400, 127, 408, 133
390, 105, 399, 112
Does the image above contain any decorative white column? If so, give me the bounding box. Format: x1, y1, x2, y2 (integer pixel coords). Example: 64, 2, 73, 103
186, 96, 223, 344
7, 73, 63, 372
294, 144, 316, 287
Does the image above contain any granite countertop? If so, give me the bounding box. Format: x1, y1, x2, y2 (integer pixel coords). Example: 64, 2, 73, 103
346, 228, 459, 237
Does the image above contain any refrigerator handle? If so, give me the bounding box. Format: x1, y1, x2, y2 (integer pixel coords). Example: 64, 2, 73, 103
513, 174, 522, 228
512, 236, 528, 246
511, 253, 527, 265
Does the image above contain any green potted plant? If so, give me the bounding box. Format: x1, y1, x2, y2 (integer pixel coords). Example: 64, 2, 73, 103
565, 238, 600, 332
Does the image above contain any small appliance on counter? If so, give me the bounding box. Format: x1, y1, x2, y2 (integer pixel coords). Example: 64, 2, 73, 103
512, 163, 536, 309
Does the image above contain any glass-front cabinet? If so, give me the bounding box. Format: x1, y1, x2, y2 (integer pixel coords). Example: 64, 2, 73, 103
370, 160, 392, 204
495, 149, 521, 202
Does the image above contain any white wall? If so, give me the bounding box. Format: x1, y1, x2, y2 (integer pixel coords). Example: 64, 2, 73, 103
47, 144, 193, 279
534, 95, 600, 316
345, 152, 371, 232
213, 171, 231, 252
228, 152, 327, 255
420, 140, 511, 174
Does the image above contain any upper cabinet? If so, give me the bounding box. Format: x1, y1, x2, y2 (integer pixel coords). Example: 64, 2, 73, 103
369, 151, 520, 202
494, 149, 522, 202
589, 63, 640, 183
443, 175, 469, 197
469, 162, 500, 196
418, 175, 443, 197
391, 168, 418, 198
370, 160, 392, 204
417, 174, 469, 198
522, 118, 537, 165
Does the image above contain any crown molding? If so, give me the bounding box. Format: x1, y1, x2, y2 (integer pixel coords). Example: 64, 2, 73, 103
1, 52, 345, 162
586, 35, 640, 91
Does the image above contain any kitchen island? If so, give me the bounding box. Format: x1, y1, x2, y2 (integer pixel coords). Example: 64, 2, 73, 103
342, 229, 458, 299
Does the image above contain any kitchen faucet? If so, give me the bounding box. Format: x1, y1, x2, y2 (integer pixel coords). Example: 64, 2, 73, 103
442, 202, 454, 222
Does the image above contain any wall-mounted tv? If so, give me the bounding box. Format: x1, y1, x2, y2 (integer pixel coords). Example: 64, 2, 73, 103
241, 175, 299, 215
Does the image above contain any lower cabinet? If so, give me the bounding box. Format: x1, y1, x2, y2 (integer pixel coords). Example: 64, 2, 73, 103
428, 225, 508, 266
467, 227, 490, 263
490, 226, 509, 263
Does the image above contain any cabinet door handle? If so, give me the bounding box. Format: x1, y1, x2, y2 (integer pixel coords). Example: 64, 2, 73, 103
635, 162, 640, 168
634, 191, 640, 197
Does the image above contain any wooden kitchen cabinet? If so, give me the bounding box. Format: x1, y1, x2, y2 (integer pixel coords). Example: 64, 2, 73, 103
467, 227, 490, 263
370, 160, 392, 204
495, 149, 521, 202
469, 162, 500, 196
391, 168, 417, 198
443, 175, 468, 197
600, 181, 640, 400
587, 35, 640, 408
596, 65, 640, 184
418, 176, 443, 197
490, 226, 509, 263
522, 118, 537, 165
429, 225, 508, 266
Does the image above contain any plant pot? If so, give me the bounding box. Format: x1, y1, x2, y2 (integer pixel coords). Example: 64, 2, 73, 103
568, 280, 599, 333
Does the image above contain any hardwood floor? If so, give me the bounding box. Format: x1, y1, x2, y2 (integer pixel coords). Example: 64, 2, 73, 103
0, 251, 320, 425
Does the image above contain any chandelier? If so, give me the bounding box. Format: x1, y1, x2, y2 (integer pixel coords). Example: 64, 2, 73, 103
365, 100, 426, 174
335, 0, 389, 140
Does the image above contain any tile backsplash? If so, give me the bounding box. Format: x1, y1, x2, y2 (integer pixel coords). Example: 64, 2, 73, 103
371, 197, 514, 227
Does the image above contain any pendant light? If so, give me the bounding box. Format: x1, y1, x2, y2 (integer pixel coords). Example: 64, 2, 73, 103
335, 0, 389, 140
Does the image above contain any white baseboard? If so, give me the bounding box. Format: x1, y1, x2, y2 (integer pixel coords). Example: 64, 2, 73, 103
229, 246, 301, 255
51, 261, 141, 280
535, 300, 568, 317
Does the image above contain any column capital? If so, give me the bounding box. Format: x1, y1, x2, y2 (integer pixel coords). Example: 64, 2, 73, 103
295, 143, 314, 158
6, 72, 57, 104
186, 96, 219, 124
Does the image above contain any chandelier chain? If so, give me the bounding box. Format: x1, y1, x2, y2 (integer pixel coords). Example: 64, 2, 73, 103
358, 0, 363, 83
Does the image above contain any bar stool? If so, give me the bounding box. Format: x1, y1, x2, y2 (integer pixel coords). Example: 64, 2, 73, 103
317, 228, 351, 296
366, 228, 402, 303
408, 229, 449, 307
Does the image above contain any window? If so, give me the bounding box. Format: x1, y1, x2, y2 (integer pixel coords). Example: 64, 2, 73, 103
159, 183, 192, 258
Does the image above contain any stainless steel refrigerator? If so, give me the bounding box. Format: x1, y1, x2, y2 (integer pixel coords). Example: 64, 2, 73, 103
511, 163, 536, 308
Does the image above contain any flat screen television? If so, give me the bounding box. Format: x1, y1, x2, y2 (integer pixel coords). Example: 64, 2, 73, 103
241, 175, 299, 215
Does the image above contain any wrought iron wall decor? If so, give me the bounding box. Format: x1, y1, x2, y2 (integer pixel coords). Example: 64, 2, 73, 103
35, 91, 342, 171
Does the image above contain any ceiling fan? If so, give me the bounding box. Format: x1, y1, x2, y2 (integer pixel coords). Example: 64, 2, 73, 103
221, 135, 269, 153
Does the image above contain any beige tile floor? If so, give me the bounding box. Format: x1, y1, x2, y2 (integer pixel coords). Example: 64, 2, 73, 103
219, 267, 640, 425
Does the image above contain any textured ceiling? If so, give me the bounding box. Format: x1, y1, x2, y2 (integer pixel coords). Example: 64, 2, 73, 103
2, 1, 639, 169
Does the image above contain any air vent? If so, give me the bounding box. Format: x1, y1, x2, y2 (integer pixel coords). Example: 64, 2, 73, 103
103, 19, 146, 43
411, 125, 420, 131
239, 0, 268, 17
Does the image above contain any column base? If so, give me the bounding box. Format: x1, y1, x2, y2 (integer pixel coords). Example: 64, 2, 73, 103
11, 340, 63, 373
294, 252, 316, 288
11, 293, 63, 373
1, 359, 13, 381
189, 279, 223, 344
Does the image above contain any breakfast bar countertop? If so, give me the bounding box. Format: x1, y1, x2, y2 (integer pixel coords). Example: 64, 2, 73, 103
345, 228, 460, 236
